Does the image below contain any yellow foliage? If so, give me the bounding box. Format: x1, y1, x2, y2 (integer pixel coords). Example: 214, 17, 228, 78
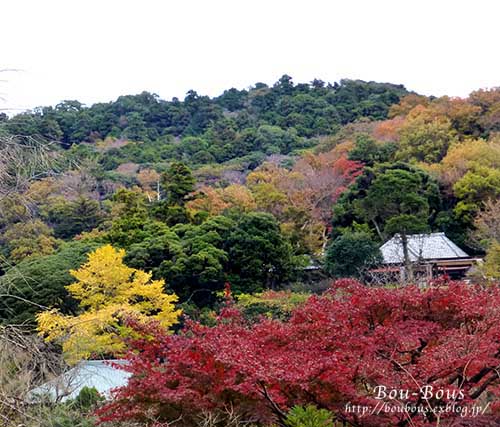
396, 111, 457, 163
2, 220, 58, 263
74, 228, 108, 241
222, 184, 256, 212
26, 178, 59, 203
434, 139, 500, 187
252, 183, 288, 216
36, 244, 180, 364
480, 240, 500, 282
388, 94, 430, 118
330, 140, 355, 157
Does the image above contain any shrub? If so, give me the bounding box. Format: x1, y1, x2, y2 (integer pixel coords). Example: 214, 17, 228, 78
285, 405, 334, 427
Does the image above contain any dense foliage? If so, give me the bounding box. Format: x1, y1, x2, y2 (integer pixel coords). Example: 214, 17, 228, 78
324, 231, 382, 277
1, 77, 408, 154
0, 240, 101, 324
1, 78, 500, 365
99, 279, 500, 426
1, 74, 500, 427
36, 245, 180, 363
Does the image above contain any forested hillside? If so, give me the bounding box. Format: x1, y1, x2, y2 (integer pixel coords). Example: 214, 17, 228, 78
1, 75, 499, 326
2, 75, 500, 426
1, 76, 407, 148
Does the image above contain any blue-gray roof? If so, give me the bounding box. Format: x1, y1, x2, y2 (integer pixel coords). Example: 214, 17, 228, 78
27, 360, 130, 402
380, 232, 469, 264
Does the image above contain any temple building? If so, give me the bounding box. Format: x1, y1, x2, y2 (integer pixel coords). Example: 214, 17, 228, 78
371, 232, 481, 283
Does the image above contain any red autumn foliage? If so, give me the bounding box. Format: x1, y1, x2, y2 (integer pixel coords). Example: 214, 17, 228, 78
98, 279, 500, 427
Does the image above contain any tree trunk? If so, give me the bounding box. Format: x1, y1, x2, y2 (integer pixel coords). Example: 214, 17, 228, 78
401, 232, 414, 284
371, 219, 384, 241
156, 180, 161, 201
321, 226, 328, 254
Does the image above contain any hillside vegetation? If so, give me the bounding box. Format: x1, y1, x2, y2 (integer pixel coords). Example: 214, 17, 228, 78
2, 75, 500, 427
1, 76, 499, 325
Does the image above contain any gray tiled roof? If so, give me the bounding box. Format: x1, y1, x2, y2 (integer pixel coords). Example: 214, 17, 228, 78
380, 232, 469, 264
27, 360, 130, 402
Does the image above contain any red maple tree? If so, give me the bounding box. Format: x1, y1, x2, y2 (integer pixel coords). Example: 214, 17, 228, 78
98, 279, 500, 426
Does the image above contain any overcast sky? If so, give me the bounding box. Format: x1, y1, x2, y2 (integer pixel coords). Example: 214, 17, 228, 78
2, 0, 499, 113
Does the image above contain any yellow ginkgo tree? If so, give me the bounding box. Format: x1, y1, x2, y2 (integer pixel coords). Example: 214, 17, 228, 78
36, 244, 181, 363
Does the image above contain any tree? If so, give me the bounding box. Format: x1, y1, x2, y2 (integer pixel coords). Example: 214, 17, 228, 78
348, 134, 396, 166
359, 169, 434, 280
473, 199, 500, 248
254, 125, 301, 154
162, 162, 195, 206
480, 240, 500, 281
289, 154, 363, 248
2, 77, 407, 167
235, 290, 309, 322
431, 96, 482, 136
335, 163, 440, 239
453, 165, 500, 222
158, 236, 228, 305
137, 168, 161, 202
332, 163, 441, 281
0, 219, 58, 263
124, 226, 182, 274
431, 139, 500, 188
36, 245, 180, 363
186, 185, 256, 218
98, 279, 500, 427
153, 162, 196, 225
226, 212, 300, 293
107, 189, 151, 248
324, 231, 382, 278
469, 87, 500, 134
138, 217, 231, 305
0, 240, 101, 325
44, 197, 103, 239
373, 116, 405, 142
216, 87, 248, 112
122, 212, 300, 303
249, 181, 288, 218
396, 112, 457, 163
0, 327, 72, 426
0, 134, 56, 209
388, 94, 430, 118
185, 186, 229, 217
247, 152, 363, 254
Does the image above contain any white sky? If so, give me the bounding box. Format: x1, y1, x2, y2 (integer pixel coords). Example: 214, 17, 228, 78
1, 0, 500, 113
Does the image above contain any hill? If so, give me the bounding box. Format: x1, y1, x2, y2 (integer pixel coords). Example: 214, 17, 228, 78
1, 76, 499, 323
